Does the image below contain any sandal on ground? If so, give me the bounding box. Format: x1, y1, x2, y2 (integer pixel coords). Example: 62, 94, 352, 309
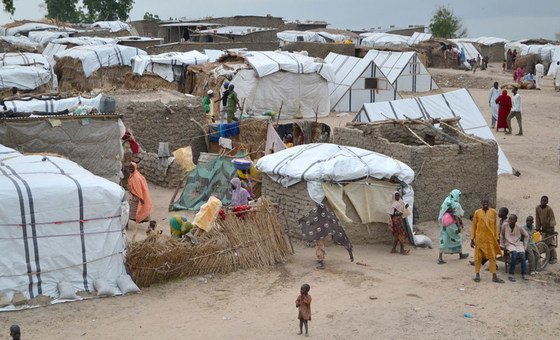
390, 249, 398, 254
400, 249, 410, 255
508, 276, 516, 282
459, 253, 469, 260
493, 277, 505, 283
438, 259, 446, 264
473, 276, 481, 282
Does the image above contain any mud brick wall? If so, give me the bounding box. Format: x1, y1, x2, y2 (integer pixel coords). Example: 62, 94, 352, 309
134, 152, 185, 188
115, 95, 207, 163
261, 176, 394, 244
280, 42, 356, 59
333, 124, 498, 222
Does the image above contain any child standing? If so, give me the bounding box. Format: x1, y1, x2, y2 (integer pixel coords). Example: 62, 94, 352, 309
523, 216, 539, 274
295, 284, 312, 337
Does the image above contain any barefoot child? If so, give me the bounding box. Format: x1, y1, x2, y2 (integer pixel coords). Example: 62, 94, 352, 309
296, 284, 312, 336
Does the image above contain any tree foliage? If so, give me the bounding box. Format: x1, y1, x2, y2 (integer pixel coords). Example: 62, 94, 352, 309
2, 0, 14, 15
83, 0, 134, 22
45, 0, 82, 23
143, 11, 160, 22
429, 6, 467, 39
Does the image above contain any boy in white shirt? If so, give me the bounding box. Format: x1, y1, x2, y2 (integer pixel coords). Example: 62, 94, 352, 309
506, 87, 522, 136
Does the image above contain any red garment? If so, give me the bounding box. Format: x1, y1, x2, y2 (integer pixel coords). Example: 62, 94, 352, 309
495, 90, 511, 129
122, 130, 140, 154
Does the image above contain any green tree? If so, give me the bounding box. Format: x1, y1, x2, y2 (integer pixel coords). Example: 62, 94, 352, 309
428, 6, 467, 39
2, 0, 14, 15
83, 0, 134, 21
45, 0, 82, 23
143, 12, 160, 22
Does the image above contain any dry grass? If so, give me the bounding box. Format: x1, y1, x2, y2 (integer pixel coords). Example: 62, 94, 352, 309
126, 199, 291, 287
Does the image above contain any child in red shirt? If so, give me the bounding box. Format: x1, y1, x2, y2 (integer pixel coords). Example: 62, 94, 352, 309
295, 284, 312, 336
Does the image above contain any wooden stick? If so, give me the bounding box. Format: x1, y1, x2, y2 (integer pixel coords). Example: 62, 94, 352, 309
168, 173, 191, 212
405, 126, 433, 148
275, 101, 284, 128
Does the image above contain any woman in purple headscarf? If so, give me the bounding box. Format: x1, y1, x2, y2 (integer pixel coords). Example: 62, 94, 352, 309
230, 177, 251, 207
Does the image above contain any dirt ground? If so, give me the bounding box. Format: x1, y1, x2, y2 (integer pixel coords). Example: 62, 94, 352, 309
2, 63, 560, 339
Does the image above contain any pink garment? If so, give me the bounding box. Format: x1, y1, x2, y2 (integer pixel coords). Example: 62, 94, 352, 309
513, 67, 525, 83
230, 177, 250, 207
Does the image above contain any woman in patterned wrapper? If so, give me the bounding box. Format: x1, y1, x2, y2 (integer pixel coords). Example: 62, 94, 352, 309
387, 191, 410, 255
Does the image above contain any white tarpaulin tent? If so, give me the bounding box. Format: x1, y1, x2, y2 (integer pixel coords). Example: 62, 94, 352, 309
131, 51, 209, 81
28, 31, 69, 47
54, 45, 147, 77
408, 32, 432, 45
0, 22, 58, 36
353, 89, 513, 175
364, 50, 439, 92
0, 150, 129, 303
455, 37, 509, 46
0, 52, 56, 90
277, 30, 327, 43
0, 36, 40, 51
230, 51, 334, 118
451, 40, 481, 68
4, 94, 102, 113
325, 52, 400, 112
359, 33, 409, 48
43, 38, 119, 65
256, 143, 415, 228
547, 47, 560, 76
92, 21, 130, 32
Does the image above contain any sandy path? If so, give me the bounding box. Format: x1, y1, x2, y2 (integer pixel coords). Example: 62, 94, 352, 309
2, 65, 560, 339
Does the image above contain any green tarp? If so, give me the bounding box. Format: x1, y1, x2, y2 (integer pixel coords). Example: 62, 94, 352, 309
172, 156, 237, 211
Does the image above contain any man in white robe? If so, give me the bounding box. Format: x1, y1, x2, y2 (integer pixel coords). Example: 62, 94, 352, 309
488, 82, 500, 128
555, 62, 560, 91
535, 61, 544, 90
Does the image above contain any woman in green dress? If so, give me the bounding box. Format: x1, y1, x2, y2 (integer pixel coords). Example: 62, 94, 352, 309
438, 189, 469, 264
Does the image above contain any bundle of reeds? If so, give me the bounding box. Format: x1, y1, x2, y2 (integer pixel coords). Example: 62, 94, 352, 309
126, 199, 291, 287
54, 58, 130, 92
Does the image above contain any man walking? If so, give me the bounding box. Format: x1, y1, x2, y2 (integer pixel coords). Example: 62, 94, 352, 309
471, 198, 504, 283
488, 82, 500, 128
535, 60, 544, 90
226, 83, 240, 123
536, 196, 557, 264
506, 87, 522, 136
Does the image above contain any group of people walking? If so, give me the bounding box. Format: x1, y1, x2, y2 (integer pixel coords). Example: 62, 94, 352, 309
489, 82, 523, 135
433, 189, 556, 283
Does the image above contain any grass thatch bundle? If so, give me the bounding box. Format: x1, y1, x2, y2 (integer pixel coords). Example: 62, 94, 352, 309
126, 200, 292, 287
238, 118, 268, 155
54, 58, 130, 92
123, 72, 179, 92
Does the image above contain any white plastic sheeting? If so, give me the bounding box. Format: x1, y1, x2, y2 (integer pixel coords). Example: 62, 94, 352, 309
242, 51, 334, 82
0, 144, 20, 161
277, 30, 327, 43
353, 89, 513, 175
231, 68, 330, 118
0, 53, 55, 90
0, 22, 58, 36
28, 31, 69, 46
50, 37, 119, 46
547, 47, 560, 76
364, 50, 439, 92
316, 32, 354, 43
54, 45, 147, 77
455, 37, 508, 46
452, 41, 481, 68
360, 33, 409, 48
408, 32, 432, 45
256, 143, 415, 226
4, 94, 102, 113
131, 51, 209, 81
0, 36, 40, 51
0, 151, 129, 300
325, 52, 399, 112
199, 26, 275, 36
92, 21, 131, 32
